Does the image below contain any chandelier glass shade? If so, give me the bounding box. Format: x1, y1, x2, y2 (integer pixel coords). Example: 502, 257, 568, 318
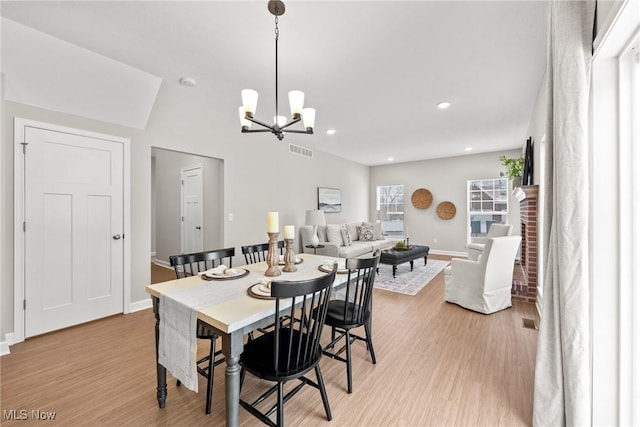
239, 0, 315, 141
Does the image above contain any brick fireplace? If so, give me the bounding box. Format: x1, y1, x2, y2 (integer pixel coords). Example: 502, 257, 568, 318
513, 185, 538, 303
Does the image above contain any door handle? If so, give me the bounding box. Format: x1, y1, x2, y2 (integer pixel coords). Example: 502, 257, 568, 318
195, 226, 202, 230
112, 234, 121, 240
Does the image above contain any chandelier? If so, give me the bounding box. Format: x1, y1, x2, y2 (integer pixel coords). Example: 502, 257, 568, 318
238, 0, 316, 141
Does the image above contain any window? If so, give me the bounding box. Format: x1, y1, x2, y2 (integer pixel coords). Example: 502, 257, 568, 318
376, 185, 404, 237
467, 178, 508, 243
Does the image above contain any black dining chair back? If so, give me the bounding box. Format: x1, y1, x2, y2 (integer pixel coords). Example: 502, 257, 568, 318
241, 241, 285, 265
169, 247, 235, 278
239, 264, 338, 427
322, 250, 381, 393
168, 247, 235, 415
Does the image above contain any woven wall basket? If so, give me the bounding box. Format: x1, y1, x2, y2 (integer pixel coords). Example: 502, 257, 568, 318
411, 188, 433, 209
436, 201, 456, 220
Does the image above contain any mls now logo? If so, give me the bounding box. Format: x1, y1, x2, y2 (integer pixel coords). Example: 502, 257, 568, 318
3, 409, 57, 421
3, 409, 28, 420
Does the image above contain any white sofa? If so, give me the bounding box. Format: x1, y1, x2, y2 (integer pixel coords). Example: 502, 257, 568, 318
300, 222, 395, 258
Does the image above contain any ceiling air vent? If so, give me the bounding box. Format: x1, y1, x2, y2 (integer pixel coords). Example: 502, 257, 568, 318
289, 143, 313, 159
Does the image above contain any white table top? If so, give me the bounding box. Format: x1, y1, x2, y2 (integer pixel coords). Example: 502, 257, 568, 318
146, 253, 346, 335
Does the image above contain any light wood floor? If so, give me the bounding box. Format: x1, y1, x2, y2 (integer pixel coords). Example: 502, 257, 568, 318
1, 256, 539, 426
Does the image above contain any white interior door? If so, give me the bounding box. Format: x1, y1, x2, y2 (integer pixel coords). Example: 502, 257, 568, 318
181, 166, 203, 254
23, 126, 124, 337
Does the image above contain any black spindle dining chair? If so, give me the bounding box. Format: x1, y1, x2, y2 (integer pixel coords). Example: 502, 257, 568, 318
238, 264, 337, 427
241, 241, 285, 265
168, 247, 235, 415
322, 250, 380, 393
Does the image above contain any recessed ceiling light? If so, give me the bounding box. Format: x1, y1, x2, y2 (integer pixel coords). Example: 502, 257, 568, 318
437, 101, 451, 109
179, 77, 196, 87
387, 157, 394, 162
464, 147, 473, 151
325, 129, 336, 135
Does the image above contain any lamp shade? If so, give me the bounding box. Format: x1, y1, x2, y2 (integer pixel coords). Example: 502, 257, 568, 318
274, 115, 287, 127
305, 209, 326, 226
302, 108, 316, 130
241, 89, 258, 116
288, 90, 304, 116
238, 107, 252, 128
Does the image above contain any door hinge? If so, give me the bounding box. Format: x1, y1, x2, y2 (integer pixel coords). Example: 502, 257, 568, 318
181, 179, 184, 185
181, 216, 184, 222
23, 299, 26, 310
21, 142, 28, 154
23, 221, 26, 232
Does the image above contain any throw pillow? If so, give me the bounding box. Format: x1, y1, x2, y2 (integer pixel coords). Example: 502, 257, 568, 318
340, 225, 352, 246
326, 224, 343, 246
372, 222, 384, 240
346, 222, 360, 241
358, 223, 376, 241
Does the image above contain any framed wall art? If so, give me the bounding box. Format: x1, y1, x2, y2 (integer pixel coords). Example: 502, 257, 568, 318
317, 187, 342, 213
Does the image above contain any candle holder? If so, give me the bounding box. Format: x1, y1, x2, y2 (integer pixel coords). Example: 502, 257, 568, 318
282, 238, 297, 272
264, 232, 282, 277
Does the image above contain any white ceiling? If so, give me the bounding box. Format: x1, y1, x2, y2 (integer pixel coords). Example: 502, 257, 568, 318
0, 1, 548, 166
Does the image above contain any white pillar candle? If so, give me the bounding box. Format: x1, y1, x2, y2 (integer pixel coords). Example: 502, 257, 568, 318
284, 225, 295, 239
267, 212, 279, 233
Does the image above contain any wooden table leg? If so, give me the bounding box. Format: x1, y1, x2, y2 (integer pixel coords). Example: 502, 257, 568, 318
152, 296, 167, 408
223, 330, 245, 427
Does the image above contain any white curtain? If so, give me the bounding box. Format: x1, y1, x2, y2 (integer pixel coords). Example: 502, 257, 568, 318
533, 1, 595, 426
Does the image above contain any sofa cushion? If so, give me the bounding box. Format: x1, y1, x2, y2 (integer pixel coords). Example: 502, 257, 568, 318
373, 222, 384, 240
358, 223, 376, 241
326, 224, 343, 246
340, 225, 352, 246
345, 222, 360, 241
338, 242, 373, 258
371, 239, 395, 252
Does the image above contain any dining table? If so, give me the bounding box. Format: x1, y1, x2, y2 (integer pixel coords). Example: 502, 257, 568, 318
145, 253, 348, 427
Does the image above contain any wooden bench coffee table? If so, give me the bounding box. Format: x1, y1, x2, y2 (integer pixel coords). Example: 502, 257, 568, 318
378, 245, 430, 278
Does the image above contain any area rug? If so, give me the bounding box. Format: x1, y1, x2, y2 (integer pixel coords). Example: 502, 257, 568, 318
374, 259, 450, 296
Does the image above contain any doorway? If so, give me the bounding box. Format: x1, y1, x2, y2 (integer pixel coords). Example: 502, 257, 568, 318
151, 148, 223, 268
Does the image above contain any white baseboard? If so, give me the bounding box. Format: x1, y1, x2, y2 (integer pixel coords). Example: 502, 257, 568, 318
1, 332, 15, 356
430, 249, 468, 258
129, 298, 152, 312
154, 259, 172, 269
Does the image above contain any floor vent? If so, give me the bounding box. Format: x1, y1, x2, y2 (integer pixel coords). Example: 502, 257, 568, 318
522, 318, 538, 330
289, 143, 313, 159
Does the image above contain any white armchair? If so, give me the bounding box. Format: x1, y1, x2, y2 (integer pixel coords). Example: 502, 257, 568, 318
467, 223, 513, 260
444, 235, 522, 314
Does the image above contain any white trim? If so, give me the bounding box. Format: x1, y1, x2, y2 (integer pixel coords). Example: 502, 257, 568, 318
154, 258, 172, 269
150, 251, 157, 257
0, 333, 14, 356
591, 0, 640, 423
1, 341, 10, 356
129, 298, 152, 313
13, 118, 131, 343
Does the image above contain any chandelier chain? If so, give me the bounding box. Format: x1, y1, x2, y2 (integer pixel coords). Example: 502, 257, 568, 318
274, 15, 279, 127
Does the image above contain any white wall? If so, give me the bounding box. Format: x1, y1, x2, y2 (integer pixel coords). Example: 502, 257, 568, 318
369, 149, 522, 255
1, 89, 369, 338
